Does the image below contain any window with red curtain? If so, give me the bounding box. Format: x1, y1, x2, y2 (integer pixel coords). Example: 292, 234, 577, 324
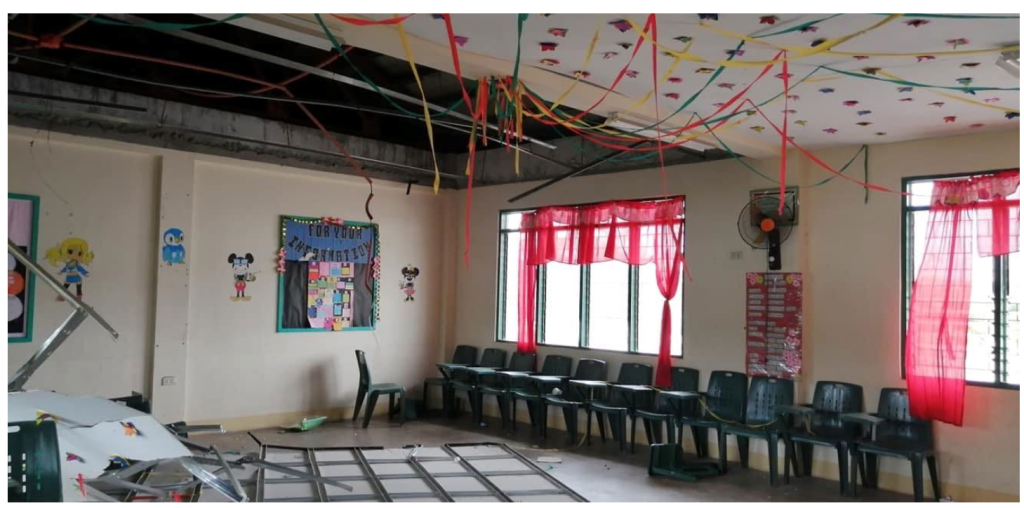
903, 170, 1020, 426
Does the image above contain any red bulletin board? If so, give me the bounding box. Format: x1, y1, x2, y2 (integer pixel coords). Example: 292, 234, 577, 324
745, 272, 803, 379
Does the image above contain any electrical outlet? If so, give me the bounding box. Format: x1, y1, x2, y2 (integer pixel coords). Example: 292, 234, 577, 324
161, 376, 176, 386
729, 251, 744, 260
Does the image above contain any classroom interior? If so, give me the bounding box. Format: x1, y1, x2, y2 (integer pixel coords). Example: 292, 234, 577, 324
5, 11, 1021, 503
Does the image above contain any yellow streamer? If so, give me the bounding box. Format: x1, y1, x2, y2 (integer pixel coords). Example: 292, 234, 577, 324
515, 83, 523, 175
548, 26, 602, 111
594, 55, 687, 129
829, 45, 1019, 58
625, 18, 706, 62
879, 70, 1021, 114
396, 17, 442, 193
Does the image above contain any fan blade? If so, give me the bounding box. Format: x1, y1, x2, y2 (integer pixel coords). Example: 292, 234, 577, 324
752, 230, 767, 246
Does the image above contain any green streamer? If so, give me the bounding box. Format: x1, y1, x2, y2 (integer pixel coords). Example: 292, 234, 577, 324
755, 14, 844, 37
78, 13, 250, 30
821, 66, 1019, 92
883, 13, 1019, 19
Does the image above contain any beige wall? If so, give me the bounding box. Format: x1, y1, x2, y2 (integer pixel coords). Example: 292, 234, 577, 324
449, 129, 1020, 501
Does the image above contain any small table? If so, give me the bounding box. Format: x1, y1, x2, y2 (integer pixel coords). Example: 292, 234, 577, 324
647, 391, 720, 482
567, 380, 609, 403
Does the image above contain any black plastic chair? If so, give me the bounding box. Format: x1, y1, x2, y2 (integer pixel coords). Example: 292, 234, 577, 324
779, 381, 864, 495
588, 363, 654, 453
637, 367, 700, 447
476, 352, 536, 428
352, 350, 406, 428
423, 345, 478, 415
678, 371, 748, 459
509, 355, 573, 432
540, 358, 606, 445
718, 377, 794, 487
451, 348, 507, 422
847, 388, 940, 502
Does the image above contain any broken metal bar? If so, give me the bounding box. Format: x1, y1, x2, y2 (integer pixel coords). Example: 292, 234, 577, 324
245, 458, 354, 492
441, 445, 512, 502
179, 457, 246, 502
352, 448, 392, 502
507, 140, 650, 203
211, 445, 247, 502
307, 449, 328, 503
406, 451, 455, 502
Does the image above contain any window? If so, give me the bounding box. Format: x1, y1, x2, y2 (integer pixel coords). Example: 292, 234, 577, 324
902, 173, 1020, 388
496, 199, 685, 356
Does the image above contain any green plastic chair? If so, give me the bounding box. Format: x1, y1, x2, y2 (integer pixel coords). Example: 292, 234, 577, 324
718, 377, 794, 487
637, 367, 700, 447
678, 370, 748, 459
540, 358, 606, 445
7, 421, 62, 502
352, 350, 406, 428
779, 381, 864, 495
450, 348, 507, 421
422, 345, 478, 415
509, 355, 573, 432
588, 362, 654, 453
847, 388, 940, 502
475, 352, 536, 428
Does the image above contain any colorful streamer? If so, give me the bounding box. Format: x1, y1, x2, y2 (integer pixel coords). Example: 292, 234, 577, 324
329, 14, 414, 25
395, 17, 442, 193
75, 13, 249, 30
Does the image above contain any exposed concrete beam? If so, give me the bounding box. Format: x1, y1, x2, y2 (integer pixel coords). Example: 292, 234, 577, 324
8, 72, 465, 188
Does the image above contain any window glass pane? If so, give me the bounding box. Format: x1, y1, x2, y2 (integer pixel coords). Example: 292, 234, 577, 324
543, 264, 581, 347
588, 262, 630, 352
1007, 250, 1020, 385
502, 211, 524, 230
965, 247, 997, 383
908, 181, 934, 207
637, 263, 682, 356
500, 231, 520, 342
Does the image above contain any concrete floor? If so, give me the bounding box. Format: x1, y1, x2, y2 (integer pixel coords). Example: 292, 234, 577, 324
192, 413, 913, 503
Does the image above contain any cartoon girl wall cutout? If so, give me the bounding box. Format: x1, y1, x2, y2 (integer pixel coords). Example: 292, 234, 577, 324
228, 253, 256, 301
400, 264, 419, 302
45, 238, 93, 301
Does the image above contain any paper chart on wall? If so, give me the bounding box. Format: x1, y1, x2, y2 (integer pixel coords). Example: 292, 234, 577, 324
307, 261, 356, 331
745, 272, 803, 379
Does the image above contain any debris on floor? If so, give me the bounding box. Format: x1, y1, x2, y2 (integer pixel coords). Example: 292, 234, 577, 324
280, 415, 327, 433
537, 456, 562, 464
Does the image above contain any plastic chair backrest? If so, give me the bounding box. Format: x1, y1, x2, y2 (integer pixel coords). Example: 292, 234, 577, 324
355, 350, 371, 389
705, 371, 747, 422
507, 352, 536, 372
745, 377, 794, 426
479, 348, 507, 368
809, 381, 864, 434
670, 367, 700, 392
540, 355, 573, 376
451, 345, 479, 365
574, 358, 607, 381
875, 388, 934, 447
617, 363, 653, 385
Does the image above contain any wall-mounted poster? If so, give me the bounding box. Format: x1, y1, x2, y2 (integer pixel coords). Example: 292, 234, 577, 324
9, 194, 40, 343
745, 272, 803, 379
277, 215, 379, 332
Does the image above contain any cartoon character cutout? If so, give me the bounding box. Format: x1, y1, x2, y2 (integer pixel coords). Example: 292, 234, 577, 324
228, 253, 256, 301
400, 264, 420, 302
161, 228, 186, 265
45, 238, 93, 301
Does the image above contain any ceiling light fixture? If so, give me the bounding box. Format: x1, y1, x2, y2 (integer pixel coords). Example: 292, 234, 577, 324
996, 49, 1020, 78
606, 114, 715, 152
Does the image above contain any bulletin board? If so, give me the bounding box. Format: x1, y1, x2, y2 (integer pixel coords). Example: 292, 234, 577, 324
745, 272, 803, 379
276, 215, 380, 333
9, 193, 40, 343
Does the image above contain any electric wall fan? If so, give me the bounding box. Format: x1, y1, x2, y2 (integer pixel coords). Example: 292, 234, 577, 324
737, 195, 795, 270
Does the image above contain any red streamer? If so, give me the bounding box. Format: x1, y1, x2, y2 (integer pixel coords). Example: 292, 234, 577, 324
779, 54, 790, 214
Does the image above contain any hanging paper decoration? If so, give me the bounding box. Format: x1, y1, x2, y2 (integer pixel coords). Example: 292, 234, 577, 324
928, 101, 945, 107
35, 411, 54, 425
857, 110, 872, 116
430, 14, 444, 20
947, 38, 969, 49
121, 421, 141, 437
862, 67, 881, 75
905, 19, 930, 27
725, 49, 745, 57
668, 76, 682, 83
984, 98, 1001, 103
916, 55, 936, 63
900, 98, 914, 102
712, 102, 725, 107
228, 253, 256, 301
695, 67, 715, 74
961, 89, 977, 95
856, 121, 872, 126
617, 42, 633, 50
602, 51, 619, 59
548, 28, 567, 37
787, 94, 800, 101
609, 19, 631, 32
1006, 112, 1020, 119
750, 126, 764, 133
800, 26, 818, 33
775, 72, 793, 79
956, 77, 973, 86
664, 92, 680, 100
823, 128, 838, 134
276, 248, 286, 274
110, 456, 130, 468
661, 51, 676, 58
853, 55, 870, 60
675, 35, 693, 44
400, 264, 420, 302
161, 228, 185, 265
539, 58, 559, 66
794, 120, 808, 126
698, 14, 719, 21
540, 42, 558, 52
819, 87, 835, 93
66, 453, 84, 463
718, 82, 736, 90
842, 100, 859, 107
759, 15, 779, 25
970, 123, 985, 128
454, 35, 469, 47
45, 238, 94, 302
572, 70, 591, 79
898, 86, 913, 93
372, 256, 381, 280
961, 62, 980, 68
322, 217, 345, 226
810, 38, 827, 47
626, 70, 639, 78
783, 109, 797, 114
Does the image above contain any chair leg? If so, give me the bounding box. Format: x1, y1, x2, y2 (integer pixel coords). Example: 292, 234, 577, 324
737, 436, 750, 468
472, 390, 484, 426
562, 406, 577, 445
718, 431, 729, 474
540, 402, 548, 440
618, 412, 627, 452
768, 434, 780, 487
799, 441, 814, 477
926, 456, 941, 501
362, 392, 379, 429
398, 390, 406, 425
510, 397, 518, 432
911, 455, 924, 502
692, 426, 706, 458
783, 437, 793, 484
642, 418, 655, 446
837, 442, 849, 496
850, 448, 861, 498
630, 415, 638, 453
586, 409, 594, 445
596, 412, 607, 443
388, 393, 395, 421
352, 386, 366, 422
866, 453, 879, 489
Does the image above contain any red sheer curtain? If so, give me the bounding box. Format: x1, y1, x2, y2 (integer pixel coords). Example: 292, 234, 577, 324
516, 197, 685, 386
906, 171, 1019, 426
